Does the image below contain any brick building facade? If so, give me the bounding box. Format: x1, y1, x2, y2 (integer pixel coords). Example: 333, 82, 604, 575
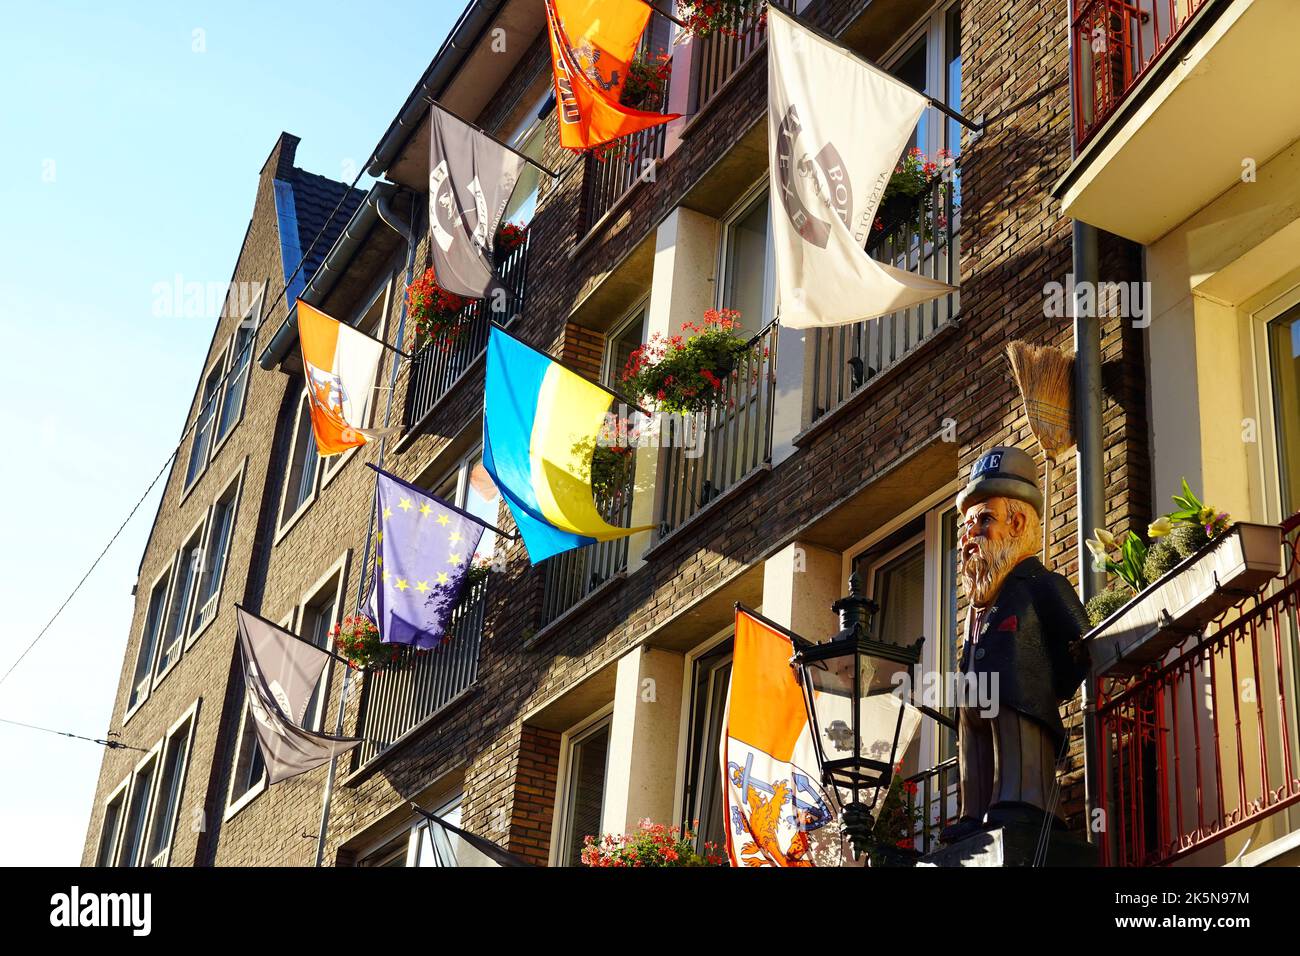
84, 0, 1300, 868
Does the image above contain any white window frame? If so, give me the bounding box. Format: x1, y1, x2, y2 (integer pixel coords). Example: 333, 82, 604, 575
224, 610, 290, 822
187, 460, 246, 648
182, 286, 265, 496
294, 551, 351, 734
142, 700, 201, 867
715, 180, 776, 332
277, 388, 324, 538
673, 623, 736, 852
153, 513, 208, 688
94, 776, 131, 867
877, 0, 963, 163
842, 483, 961, 776
115, 739, 164, 868
603, 298, 650, 387
499, 84, 553, 226
549, 705, 615, 867
124, 560, 177, 722
1248, 279, 1300, 525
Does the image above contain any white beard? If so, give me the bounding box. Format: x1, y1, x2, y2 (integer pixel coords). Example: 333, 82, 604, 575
960, 535, 1026, 607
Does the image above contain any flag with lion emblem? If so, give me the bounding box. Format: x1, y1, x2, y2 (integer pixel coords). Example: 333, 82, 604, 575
721, 607, 845, 867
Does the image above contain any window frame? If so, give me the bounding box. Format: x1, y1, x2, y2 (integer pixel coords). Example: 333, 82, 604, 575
276, 388, 324, 538
550, 705, 615, 867
715, 180, 776, 333
677, 626, 736, 856
94, 776, 131, 867
294, 552, 351, 734
224, 613, 288, 822
187, 460, 246, 649
124, 560, 178, 722
182, 286, 265, 497
115, 739, 164, 868
602, 298, 650, 387
142, 700, 201, 867
153, 512, 208, 687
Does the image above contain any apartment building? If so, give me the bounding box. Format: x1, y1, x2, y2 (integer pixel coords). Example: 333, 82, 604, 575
83, 0, 1300, 868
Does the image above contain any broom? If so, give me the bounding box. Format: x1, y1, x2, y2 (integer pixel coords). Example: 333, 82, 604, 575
1005, 341, 1076, 562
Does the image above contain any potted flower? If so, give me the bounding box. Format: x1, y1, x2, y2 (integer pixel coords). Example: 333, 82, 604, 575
872, 147, 954, 239
619, 48, 673, 112
331, 614, 406, 672
494, 221, 527, 258
406, 267, 469, 352
678, 0, 767, 39
1084, 480, 1283, 676
619, 308, 755, 414
580, 819, 726, 867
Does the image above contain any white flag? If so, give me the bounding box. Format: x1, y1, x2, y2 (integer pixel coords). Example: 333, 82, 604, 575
767, 7, 956, 329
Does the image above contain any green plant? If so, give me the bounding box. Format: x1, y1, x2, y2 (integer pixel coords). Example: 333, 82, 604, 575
580, 819, 725, 867
1168, 522, 1211, 559
678, 0, 766, 39
872, 148, 955, 240
1086, 585, 1133, 627
1142, 538, 1181, 584
1086, 529, 1150, 594
619, 308, 756, 414
862, 766, 923, 866
620, 48, 672, 111
332, 614, 407, 671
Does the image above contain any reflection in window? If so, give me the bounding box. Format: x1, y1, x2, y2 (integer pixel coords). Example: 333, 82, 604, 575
1270, 305, 1300, 516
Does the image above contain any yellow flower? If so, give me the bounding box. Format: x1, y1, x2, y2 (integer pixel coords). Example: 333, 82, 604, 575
1092, 528, 1116, 550
1147, 516, 1172, 538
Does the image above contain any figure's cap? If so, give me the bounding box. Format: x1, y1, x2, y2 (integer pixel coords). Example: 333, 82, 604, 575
956, 446, 1043, 516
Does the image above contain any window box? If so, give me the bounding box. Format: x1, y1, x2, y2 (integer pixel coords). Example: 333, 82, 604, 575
1086, 522, 1285, 678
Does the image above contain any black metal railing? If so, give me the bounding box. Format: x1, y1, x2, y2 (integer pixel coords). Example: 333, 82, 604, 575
539, 453, 637, 627
903, 756, 960, 857
809, 181, 958, 423
691, 0, 794, 115
582, 123, 667, 233
657, 321, 780, 535
352, 575, 489, 768
405, 234, 530, 429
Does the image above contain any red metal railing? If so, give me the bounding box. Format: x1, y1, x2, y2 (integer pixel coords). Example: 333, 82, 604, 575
1071, 0, 1209, 145
1094, 512, 1300, 865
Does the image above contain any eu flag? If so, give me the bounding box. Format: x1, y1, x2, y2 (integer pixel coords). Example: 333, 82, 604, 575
364, 465, 487, 649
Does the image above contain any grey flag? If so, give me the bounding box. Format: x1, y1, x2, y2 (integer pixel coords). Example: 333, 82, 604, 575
428, 103, 528, 301
235, 606, 361, 786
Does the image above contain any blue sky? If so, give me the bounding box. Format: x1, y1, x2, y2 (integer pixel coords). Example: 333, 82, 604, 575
0, 1, 458, 866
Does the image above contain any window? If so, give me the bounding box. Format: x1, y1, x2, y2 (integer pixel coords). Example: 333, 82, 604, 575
604, 305, 648, 387
683, 639, 733, 855
299, 586, 340, 733
557, 715, 611, 866
358, 794, 469, 867
501, 89, 552, 226
322, 278, 392, 483
886, 2, 962, 197
127, 572, 171, 713
851, 502, 961, 773
185, 365, 222, 489
143, 712, 195, 867
227, 696, 267, 814
281, 391, 321, 525
216, 324, 255, 443
156, 526, 203, 676
117, 752, 158, 868
184, 289, 263, 490
95, 782, 128, 866
1269, 303, 1300, 516
192, 479, 240, 636
719, 189, 774, 335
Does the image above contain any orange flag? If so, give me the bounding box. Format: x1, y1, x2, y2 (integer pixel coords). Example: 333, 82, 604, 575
545, 0, 680, 151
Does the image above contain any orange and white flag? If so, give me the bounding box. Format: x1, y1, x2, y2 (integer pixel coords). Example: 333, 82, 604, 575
296, 301, 395, 456
722, 608, 843, 867
544, 0, 680, 151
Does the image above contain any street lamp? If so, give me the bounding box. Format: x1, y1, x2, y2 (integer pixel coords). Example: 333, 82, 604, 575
790, 571, 923, 857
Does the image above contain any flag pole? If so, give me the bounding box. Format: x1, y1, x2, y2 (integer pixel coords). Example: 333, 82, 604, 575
427, 98, 560, 178
770, 6, 984, 133
636, 0, 687, 29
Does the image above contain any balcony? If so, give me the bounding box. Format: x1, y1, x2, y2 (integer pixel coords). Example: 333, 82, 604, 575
351, 574, 489, 769
1093, 512, 1300, 865
808, 181, 959, 425
539, 456, 637, 628
690, 1, 795, 116
657, 321, 780, 535
1058, 0, 1300, 244
404, 233, 530, 431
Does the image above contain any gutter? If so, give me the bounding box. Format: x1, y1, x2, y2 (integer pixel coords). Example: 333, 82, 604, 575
365, 0, 509, 178
257, 182, 405, 371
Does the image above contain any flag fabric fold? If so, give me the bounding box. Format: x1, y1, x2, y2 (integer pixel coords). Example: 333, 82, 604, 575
482, 326, 652, 564
234, 606, 361, 786
545, 0, 680, 151
364, 466, 488, 650
428, 104, 528, 299
411, 806, 534, 867
766, 7, 956, 329
296, 301, 395, 456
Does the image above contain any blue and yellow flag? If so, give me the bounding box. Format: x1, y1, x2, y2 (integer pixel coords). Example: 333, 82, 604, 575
483, 326, 651, 563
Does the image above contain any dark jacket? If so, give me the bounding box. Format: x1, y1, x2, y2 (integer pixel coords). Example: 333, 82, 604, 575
958, 556, 1089, 744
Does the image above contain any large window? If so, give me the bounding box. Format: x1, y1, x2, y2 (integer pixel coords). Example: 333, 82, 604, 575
299, 583, 341, 733
604, 304, 648, 388
281, 391, 321, 526
117, 751, 158, 868
217, 324, 255, 443
360, 795, 469, 867
95, 782, 128, 866
886, 2, 962, 197
227, 687, 269, 816
143, 712, 196, 867
1270, 304, 1300, 516
185, 365, 222, 490
427, 444, 502, 569
501, 89, 553, 226
719, 189, 774, 335
682, 638, 733, 856
156, 526, 203, 677
556, 715, 612, 866
127, 571, 172, 713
